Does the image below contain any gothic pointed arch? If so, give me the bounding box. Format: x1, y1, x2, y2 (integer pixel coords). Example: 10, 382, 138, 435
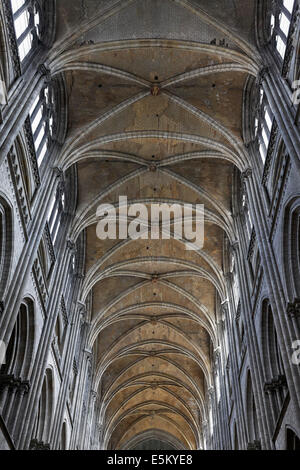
0, 0, 300, 452
286, 427, 300, 450
283, 197, 300, 301
245, 371, 261, 449
31, 367, 54, 450
0, 195, 13, 300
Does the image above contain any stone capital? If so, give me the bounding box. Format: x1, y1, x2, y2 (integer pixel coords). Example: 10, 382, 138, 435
84, 348, 93, 358
67, 240, 76, 252
235, 311, 241, 323
221, 300, 229, 315
287, 299, 300, 318
264, 375, 287, 393
258, 66, 269, 84
53, 166, 64, 180
242, 168, 253, 181
225, 272, 233, 283
91, 390, 98, 401
213, 347, 221, 362
30, 439, 51, 450
38, 64, 51, 83
77, 301, 87, 317
19, 380, 31, 395
230, 240, 239, 252
247, 440, 261, 450
75, 273, 85, 281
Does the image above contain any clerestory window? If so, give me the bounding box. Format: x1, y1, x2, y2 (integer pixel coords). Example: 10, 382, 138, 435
29, 85, 55, 168
10, 0, 41, 63
255, 87, 274, 163
47, 186, 65, 245
270, 0, 296, 60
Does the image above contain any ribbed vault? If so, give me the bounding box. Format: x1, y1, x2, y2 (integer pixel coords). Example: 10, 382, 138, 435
49, 0, 260, 450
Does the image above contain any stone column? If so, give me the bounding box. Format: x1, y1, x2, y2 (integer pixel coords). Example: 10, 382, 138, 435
260, 67, 300, 171
231, 179, 274, 449
16, 228, 74, 449
243, 167, 300, 421
0, 65, 51, 166
0, 166, 62, 347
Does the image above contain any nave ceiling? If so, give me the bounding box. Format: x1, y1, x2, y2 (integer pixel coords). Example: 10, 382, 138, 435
48, 0, 261, 450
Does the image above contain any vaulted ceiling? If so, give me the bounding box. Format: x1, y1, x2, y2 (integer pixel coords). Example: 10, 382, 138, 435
49, 0, 260, 450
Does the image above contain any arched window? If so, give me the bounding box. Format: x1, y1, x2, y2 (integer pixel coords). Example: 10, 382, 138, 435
246, 372, 260, 449
0, 197, 13, 299
240, 321, 245, 349
229, 250, 240, 309
10, 0, 41, 63
60, 422, 68, 450
261, 301, 287, 425
14, 136, 35, 202
0, 5, 11, 92
0, 26, 9, 103
54, 315, 62, 354
37, 237, 52, 280
254, 86, 274, 163
286, 428, 300, 450
283, 198, 300, 300
31, 368, 54, 449
0, 298, 35, 379
241, 185, 253, 241
47, 183, 65, 246
62, 250, 77, 311
71, 253, 76, 273
234, 170, 253, 248
269, 0, 296, 60
29, 85, 55, 168
233, 422, 239, 450
0, 299, 34, 438
265, 140, 289, 202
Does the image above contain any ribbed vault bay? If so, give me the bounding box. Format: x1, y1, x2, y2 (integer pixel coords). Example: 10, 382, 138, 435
51, 0, 259, 450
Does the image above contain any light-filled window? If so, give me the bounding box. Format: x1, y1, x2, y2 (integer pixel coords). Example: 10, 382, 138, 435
29, 86, 55, 168
270, 0, 295, 60
255, 87, 274, 164
242, 192, 253, 239
11, 0, 25, 14
14, 10, 30, 39
48, 188, 66, 245
10, 0, 41, 63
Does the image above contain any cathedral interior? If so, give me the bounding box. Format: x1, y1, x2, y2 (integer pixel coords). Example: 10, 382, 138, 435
0, 0, 300, 451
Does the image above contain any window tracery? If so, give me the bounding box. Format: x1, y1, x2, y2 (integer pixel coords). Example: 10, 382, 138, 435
29, 84, 55, 168
10, 0, 41, 63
